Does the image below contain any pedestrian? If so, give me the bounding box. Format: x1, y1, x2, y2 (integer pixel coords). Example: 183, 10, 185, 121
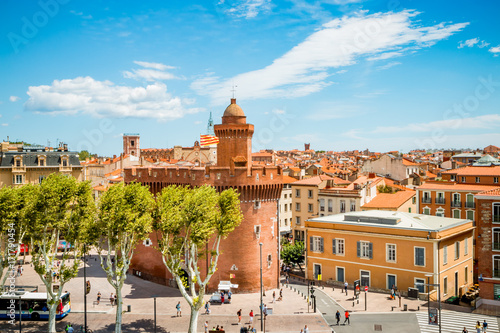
391, 286, 395, 300
19, 266, 23, 276
304, 324, 309, 333
463, 327, 468, 333
249, 309, 254, 324
476, 321, 481, 333
176, 301, 182, 317
278, 288, 283, 301
110, 293, 114, 306
114, 294, 117, 306
205, 301, 210, 314
96, 291, 101, 305
483, 320, 488, 332
221, 291, 225, 304
272, 290, 276, 303
237, 309, 242, 324
335, 310, 341, 325
344, 281, 348, 295
286, 274, 289, 284
263, 304, 268, 318
228, 290, 232, 302
343, 310, 350, 325
204, 320, 209, 333
67, 324, 74, 333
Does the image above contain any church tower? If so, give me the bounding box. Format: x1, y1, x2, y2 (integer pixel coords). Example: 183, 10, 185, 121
123, 133, 140, 158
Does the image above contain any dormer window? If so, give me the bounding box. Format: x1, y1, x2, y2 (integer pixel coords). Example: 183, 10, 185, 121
15, 157, 22, 167
38, 155, 46, 166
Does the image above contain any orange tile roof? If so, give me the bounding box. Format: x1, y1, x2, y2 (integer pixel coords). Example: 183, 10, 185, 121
402, 159, 418, 166
252, 152, 273, 157
442, 166, 500, 176
292, 175, 334, 185
476, 187, 500, 197
417, 182, 499, 192
93, 185, 109, 192
361, 191, 416, 209
282, 175, 299, 184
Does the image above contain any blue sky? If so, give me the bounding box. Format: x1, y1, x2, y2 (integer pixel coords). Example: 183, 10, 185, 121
0, 0, 499, 156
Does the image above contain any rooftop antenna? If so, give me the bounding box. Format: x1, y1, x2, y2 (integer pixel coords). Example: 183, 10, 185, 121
231, 82, 237, 99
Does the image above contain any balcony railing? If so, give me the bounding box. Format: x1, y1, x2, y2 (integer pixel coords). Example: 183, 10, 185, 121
494, 216, 500, 223
422, 198, 431, 204
451, 201, 462, 208
435, 198, 445, 204
465, 202, 475, 209
493, 243, 500, 251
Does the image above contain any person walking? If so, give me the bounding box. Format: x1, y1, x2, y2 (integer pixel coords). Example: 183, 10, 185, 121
476, 321, 482, 333
237, 309, 242, 324
463, 327, 468, 333
221, 291, 225, 304
114, 294, 117, 306
483, 320, 488, 332
343, 310, 350, 325
176, 301, 182, 317
205, 301, 210, 314
204, 320, 209, 333
110, 293, 114, 306
335, 310, 341, 325
272, 291, 276, 303
279, 288, 283, 301
304, 324, 309, 333
96, 291, 101, 305
249, 309, 254, 324
344, 281, 348, 295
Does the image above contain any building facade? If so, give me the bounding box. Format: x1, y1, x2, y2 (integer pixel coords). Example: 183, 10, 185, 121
124, 98, 283, 293
305, 211, 474, 301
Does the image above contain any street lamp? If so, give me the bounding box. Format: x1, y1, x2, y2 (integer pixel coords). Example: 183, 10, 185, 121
259, 242, 263, 332
83, 243, 88, 333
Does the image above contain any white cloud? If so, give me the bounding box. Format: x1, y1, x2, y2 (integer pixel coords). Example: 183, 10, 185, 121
1, 123, 8, 127
458, 37, 479, 48
192, 10, 468, 104
9, 96, 20, 102
372, 114, 500, 134
376, 61, 401, 70
489, 45, 500, 54
222, 0, 272, 19
124, 61, 180, 81
25, 76, 202, 121
478, 40, 490, 48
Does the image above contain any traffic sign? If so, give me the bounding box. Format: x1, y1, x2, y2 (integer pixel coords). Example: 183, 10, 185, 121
364, 286, 368, 292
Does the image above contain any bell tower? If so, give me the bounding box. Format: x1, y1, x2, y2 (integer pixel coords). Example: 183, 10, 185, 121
214, 98, 254, 173
123, 133, 140, 158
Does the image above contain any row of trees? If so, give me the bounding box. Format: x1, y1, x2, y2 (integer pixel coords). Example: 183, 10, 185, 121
0, 174, 243, 333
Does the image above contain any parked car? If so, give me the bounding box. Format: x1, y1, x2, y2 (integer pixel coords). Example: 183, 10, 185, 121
209, 292, 231, 304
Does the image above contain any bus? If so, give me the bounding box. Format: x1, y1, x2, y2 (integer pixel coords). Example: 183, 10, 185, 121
0, 292, 71, 320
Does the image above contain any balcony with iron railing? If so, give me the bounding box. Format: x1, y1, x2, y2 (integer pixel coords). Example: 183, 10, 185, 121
422, 197, 431, 204
493, 242, 500, 251
435, 198, 445, 204
465, 202, 475, 209
451, 201, 462, 208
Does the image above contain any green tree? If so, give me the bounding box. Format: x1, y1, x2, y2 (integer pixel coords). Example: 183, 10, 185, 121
281, 241, 305, 272
78, 150, 92, 161
93, 182, 155, 333
28, 174, 95, 333
0, 185, 37, 289
155, 185, 243, 333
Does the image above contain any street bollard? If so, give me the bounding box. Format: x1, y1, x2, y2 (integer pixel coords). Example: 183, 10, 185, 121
352, 302, 354, 307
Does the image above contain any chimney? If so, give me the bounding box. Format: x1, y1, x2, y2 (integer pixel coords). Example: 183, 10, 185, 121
368, 172, 375, 178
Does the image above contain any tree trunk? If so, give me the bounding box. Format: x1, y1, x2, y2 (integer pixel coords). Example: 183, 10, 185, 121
188, 307, 199, 333
115, 287, 123, 333
47, 302, 57, 333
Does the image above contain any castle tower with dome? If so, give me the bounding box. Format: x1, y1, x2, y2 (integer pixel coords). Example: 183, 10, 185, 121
124, 98, 283, 292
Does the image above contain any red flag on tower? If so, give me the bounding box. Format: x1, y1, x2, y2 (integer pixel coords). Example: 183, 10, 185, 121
200, 134, 219, 146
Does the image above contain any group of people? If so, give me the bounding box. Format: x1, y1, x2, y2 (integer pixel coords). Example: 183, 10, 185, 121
335, 310, 350, 325
463, 320, 488, 333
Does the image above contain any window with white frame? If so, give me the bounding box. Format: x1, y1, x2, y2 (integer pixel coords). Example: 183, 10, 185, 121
386, 244, 396, 262
310, 236, 324, 252
308, 190, 313, 198
464, 237, 468, 255
494, 203, 500, 223
332, 238, 345, 255
296, 203, 301, 211
319, 199, 325, 212
295, 216, 301, 225
464, 266, 468, 284
423, 207, 431, 215
357, 241, 373, 259
493, 228, 500, 251
494, 256, 500, 278
328, 199, 333, 212
13, 174, 23, 184
450, 174, 456, 181
350, 200, 356, 212
415, 247, 425, 266
476, 177, 480, 183
454, 241, 460, 260
495, 177, 499, 184
295, 189, 301, 198
443, 245, 448, 264
461, 176, 466, 183
436, 208, 445, 217
453, 209, 460, 219
466, 210, 474, 221
443, 277, 448, 295
308, 203, 313, 212
415, 278, 425, 293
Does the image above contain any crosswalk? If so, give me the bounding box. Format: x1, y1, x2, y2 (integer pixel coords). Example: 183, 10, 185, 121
416, 310, 499, 333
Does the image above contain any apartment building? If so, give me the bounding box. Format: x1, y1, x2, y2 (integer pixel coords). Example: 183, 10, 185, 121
361, 191, 416, 213
0, 142, 82, 187
475, 188, 500, 302
278, 176, 296, 237
305, 210, 474, 300
361, 154, 421, 181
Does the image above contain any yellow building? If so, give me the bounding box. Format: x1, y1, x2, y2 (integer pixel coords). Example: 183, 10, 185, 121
0, 142, 82, 187
305, 210, 474, 301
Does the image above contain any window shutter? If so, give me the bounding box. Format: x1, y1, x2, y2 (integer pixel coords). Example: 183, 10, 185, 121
310, 236, 313, 251
332, 239, 336, 254
369, 243, 373, 259
320, 238, 324, 253
357, 241, 360, 257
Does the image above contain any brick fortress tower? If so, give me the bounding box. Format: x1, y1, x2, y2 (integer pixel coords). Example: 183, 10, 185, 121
124, 98, 283, 292
123, 133, 140, 158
